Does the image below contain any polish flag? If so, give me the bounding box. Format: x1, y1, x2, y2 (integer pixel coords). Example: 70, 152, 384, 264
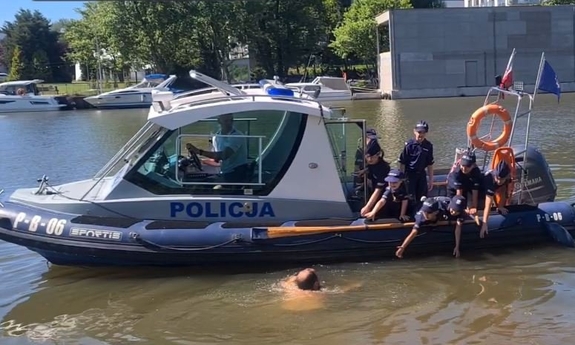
500, 49, 516, 90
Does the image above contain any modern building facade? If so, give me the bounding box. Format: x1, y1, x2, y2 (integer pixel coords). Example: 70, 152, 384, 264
376, 6, 575, 99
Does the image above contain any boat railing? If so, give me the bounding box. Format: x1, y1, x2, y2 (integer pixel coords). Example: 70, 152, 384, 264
163, 93, 326, 114
462, 82, 535, 204
176, 134, 266, 186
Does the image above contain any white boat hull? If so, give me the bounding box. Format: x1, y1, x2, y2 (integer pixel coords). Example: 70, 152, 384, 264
84, 92, 153, 109
0, 96, 64, 113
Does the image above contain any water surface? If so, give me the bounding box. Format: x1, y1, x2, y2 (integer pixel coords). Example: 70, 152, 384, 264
0, 94, 574, 344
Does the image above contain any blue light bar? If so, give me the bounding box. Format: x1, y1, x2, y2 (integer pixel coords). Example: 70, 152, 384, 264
258, 79, 294, 97
266, 87, 294, 97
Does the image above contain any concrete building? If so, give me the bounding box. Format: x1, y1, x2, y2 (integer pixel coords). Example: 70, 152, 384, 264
376, 6, 575, 99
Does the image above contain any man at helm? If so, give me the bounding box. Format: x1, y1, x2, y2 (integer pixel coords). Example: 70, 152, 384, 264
186, 114, 249, 183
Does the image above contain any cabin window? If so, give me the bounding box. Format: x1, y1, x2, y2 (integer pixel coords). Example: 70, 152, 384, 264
125, 110, 307, 195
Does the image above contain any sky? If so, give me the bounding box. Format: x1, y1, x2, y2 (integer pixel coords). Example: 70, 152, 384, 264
1, 0, 83, 26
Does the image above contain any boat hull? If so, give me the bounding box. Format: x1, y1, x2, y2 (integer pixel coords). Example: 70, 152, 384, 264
84, 92, 152, 109
0, 201, 573, 267
0, 98, 65, 113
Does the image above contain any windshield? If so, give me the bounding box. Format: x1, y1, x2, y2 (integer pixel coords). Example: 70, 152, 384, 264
93, 122, 169, 179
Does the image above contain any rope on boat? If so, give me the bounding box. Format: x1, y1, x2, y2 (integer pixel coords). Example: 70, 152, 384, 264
129, 232, 242, 251
128, 225, 518, 252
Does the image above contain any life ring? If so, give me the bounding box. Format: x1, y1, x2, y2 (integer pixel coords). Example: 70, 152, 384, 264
466, 104, 513, 151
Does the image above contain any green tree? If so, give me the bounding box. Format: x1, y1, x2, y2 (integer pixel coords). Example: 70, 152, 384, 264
2, 9, 65, 81
32, 49, 51, 80
330, 0, 412, 64
541, 0, 575, 4
8, 46, 25, 81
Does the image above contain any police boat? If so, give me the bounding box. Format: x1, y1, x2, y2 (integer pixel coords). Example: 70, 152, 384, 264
0, 70, 573, 267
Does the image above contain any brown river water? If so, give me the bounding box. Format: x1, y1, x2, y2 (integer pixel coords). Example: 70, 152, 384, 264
0, 93, 574, 344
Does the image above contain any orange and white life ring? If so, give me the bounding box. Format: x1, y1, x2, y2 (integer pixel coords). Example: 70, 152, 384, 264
466, 104, 513, 152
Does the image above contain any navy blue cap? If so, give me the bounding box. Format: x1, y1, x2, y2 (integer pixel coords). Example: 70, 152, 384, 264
365, 139, 382, 156
421, 198, 439, 213
448, 195, 467, 213
385, 169, 405, 183
366, 128, 377, 138
460, 154, 476, 167
414, 121, 429, 133
495, 161, 511, 178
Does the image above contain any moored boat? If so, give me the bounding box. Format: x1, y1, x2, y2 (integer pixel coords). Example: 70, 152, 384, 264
0, 79, 65, 113
83, 74, 180, 109
0, 70, 573, 267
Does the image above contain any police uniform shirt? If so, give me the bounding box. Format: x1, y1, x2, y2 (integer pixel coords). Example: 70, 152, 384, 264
382, 183, 411, 203
448, 166, 483, 192
367, 160, 391, 189
483, 170, 505, 197
355, 147, 364, 171
413, 196, 463, 230
398, 139, 434, 174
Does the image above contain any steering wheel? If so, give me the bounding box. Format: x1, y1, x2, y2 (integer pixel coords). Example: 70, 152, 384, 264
187, 148, 203, 171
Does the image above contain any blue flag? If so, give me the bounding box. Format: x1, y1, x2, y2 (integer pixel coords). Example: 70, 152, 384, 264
538, 60, 561, 102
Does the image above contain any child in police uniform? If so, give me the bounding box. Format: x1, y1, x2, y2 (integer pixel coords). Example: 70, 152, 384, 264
365, 169, 412, 221
395, 195, 469, 259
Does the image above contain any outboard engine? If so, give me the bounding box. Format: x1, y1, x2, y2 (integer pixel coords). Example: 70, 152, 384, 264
510, 146, 557, 205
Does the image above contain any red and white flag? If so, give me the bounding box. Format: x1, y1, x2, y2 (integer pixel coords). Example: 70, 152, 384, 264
500, 49, 516, 90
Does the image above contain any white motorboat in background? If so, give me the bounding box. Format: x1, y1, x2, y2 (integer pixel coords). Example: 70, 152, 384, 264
286, 76, 353, 102
0, 79, 65, 113
84, 74, 180, 109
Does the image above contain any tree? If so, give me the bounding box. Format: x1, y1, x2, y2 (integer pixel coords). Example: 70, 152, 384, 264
542, 0, 575, 4
8, 46, 25, 81
32, 49, 51, 80
330, 0, 412, 64
1, 9, 65, 81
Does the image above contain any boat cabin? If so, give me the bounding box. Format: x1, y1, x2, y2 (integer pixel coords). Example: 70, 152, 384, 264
6, 70, 557, 223
0, 79, 43, 96
7, 71, 369, 222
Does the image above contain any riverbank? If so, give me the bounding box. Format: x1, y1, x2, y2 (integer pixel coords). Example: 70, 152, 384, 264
53, 94, 95, 110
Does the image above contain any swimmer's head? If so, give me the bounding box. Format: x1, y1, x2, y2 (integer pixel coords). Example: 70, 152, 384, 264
295, 268, 321, 291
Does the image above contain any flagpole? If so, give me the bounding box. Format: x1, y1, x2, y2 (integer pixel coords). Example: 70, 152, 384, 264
533, 52, 545, 100
504, 48, 516, 75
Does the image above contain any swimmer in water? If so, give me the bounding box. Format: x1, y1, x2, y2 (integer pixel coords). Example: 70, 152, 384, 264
281, 268, 321, 292
280, 268, 361, 311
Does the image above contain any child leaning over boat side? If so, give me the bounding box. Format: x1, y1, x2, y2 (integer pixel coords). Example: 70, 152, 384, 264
365, 169, 412, 221
479, 161, 512, 238
395, 195, 469, 259
360, 139, 391, 217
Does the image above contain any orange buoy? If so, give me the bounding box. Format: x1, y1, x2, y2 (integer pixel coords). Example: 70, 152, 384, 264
490, 147, 516, 206
466, 104, 513, 151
